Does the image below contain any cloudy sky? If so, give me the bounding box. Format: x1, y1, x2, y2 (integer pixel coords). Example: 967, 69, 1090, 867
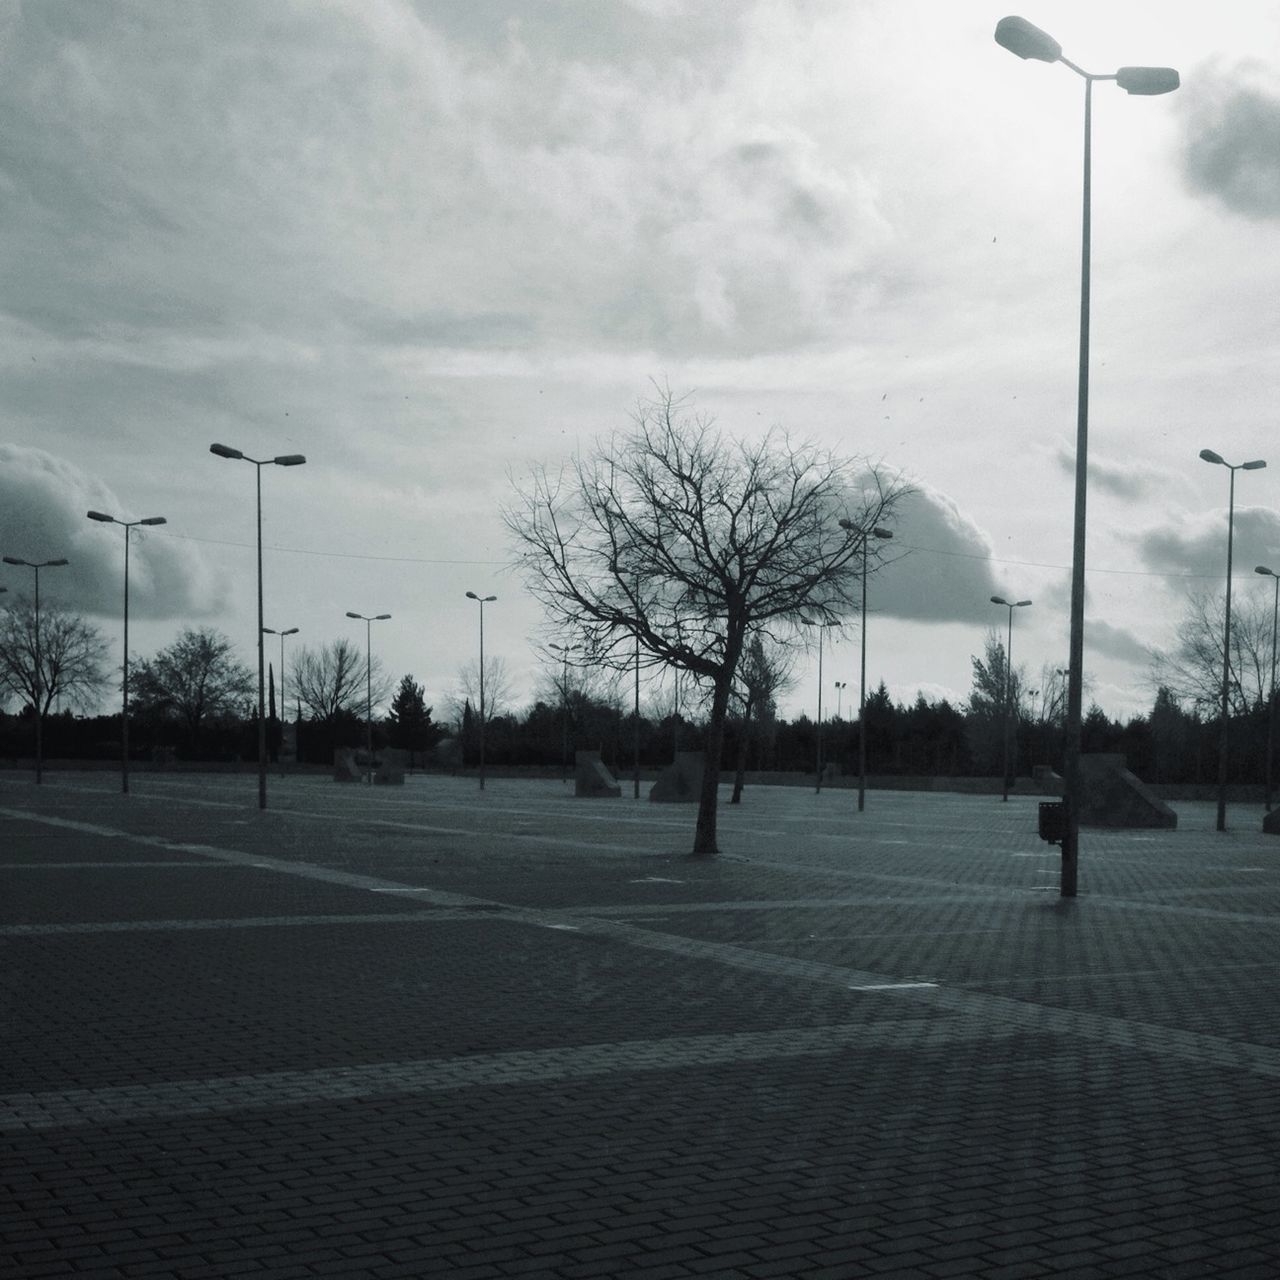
3, 0, 1279, 727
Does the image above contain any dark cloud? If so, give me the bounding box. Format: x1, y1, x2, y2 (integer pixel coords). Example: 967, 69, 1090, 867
872, 482, 1006, 625
1086, 620, 1152, 667
0, 445, 227, 620
1133, 506, 1280, 579
1182, 61, 1280, 219
1054, 442, 1157, 500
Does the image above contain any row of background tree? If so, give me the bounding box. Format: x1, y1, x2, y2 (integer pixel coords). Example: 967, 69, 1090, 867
0, 600, 1273, 786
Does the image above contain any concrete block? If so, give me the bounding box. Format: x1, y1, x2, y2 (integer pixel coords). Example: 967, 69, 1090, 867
1033, 764, 1064, 796
1079, 753, 1177, 829
333, 748, 362, 782
574, 750, 621, 798
650, 751, 704, 803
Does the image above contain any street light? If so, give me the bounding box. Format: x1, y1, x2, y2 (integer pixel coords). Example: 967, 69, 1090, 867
210, 443, 306, 809
991, 595, 1033, 802
839, 519, 894, 812
1256, 566, 1280, 812
86, 510, 166, 793
2, 555, 69, 783
834, 680, 847, 721
995, 16, 1178, 896
345, 612, 390, 785
801, 618, 839, 794
548, 641, 580, 783
262, 625, 299, 777
465, 592, 497, 790
1199, 449, 1266, 830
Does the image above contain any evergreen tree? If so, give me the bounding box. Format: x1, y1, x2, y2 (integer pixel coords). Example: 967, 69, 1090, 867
387, 674, 440, 758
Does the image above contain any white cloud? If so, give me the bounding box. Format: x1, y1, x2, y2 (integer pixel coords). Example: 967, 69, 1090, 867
874, 482, 1006, 625
0, 445, 227, 620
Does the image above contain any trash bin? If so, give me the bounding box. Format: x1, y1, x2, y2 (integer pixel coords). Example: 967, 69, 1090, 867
1038, 801, 1065, 845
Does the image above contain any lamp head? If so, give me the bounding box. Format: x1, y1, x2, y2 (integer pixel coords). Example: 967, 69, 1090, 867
86, 510, 114, 523
375, 613, 391, 620
2, 556, 26, 566
994, 16, 1061, 63
262, 627, 277, 635
345, 611, 362, 619
991, 595, 1009, 606
1116, 66, 1180, 96
139, 516, 167, 526
1257, 566, 1277, 578
1199, 448, 1225, 466
1016, 599, 1033, 608
466, 591, 479, 600
273, 454, 306, 467
210, 443, 243, 460
47, 559, 69, 567
873, 527, 894, 540
1244, 459, 1267, 471
282, 627, 299, 636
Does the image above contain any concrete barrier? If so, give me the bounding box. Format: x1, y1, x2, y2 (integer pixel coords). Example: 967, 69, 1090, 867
574, 750, 621, 798
333, 748, 363, 782
650, 751, 704, 803
1079, 753, 1177, 829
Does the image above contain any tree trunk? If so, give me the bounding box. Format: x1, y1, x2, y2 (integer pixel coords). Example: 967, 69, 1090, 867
692, 674, 734, 854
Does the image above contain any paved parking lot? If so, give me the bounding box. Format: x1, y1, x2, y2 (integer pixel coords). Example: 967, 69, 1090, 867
4, 771, 1280, 1278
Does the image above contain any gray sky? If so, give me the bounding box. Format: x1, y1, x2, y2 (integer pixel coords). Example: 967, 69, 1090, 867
3, 0, 1279, 725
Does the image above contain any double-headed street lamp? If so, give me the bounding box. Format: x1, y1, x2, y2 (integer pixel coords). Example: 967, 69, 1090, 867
991, 596, 1033, 802
2, 555, 69, 783
1199, 449, 1266, 830
1256, 566, 1280, 812
839, 519, 894, 812
86, 510, 167, 793
995, 16, 1178, 896
262, 625, 299, 776
345, 612, 390, 785
465, 592, 497, 790
210, 443, 306, 810
834, 680, 847, 722
801, 618, 837, 794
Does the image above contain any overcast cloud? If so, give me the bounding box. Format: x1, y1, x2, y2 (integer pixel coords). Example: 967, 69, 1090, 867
3, 2, 1279, 722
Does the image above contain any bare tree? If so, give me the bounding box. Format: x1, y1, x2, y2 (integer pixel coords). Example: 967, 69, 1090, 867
130, 627, 254, 737
293, 637, 392, 724
0, 598, 109, 715
505, 386, 909, 855
449, 655, 513, 728
1150, 588, 1272, 717
730, 631, 795, 803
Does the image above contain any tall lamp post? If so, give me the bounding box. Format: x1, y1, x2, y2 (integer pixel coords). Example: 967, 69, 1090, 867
465, 592, 497, 789
2, 556, 69, 783
210, 443, 306, 809
834, 680, 847, 721
801, 619, 834, 794
1199, 449, 1266, 830
86, 511, 166, 793
990, 596, 1033, 802
262, 625, 299, 776
1256, 566, 1280, 813
840, 519, 894, 812
549, 641, 579, 783
345, 612, 390, 785
995, 16, 1178, 896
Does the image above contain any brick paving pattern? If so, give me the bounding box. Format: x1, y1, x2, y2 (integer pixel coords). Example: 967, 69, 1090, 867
3, 772, 1280, 1276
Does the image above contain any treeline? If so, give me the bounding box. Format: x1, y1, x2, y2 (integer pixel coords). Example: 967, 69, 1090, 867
7, 678, 1270, 789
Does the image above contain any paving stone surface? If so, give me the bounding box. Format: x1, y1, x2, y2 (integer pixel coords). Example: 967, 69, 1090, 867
4, 772, 1280, 1277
